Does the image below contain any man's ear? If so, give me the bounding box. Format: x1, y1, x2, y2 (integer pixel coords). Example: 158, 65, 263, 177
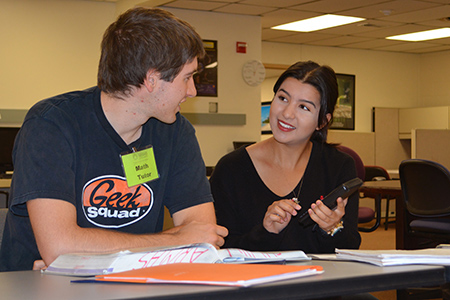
317, 113, 332, 130
144, 70, 159, 92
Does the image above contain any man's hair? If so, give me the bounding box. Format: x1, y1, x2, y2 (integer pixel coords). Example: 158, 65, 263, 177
98, 7, 205, 96
273, 61, 338, 143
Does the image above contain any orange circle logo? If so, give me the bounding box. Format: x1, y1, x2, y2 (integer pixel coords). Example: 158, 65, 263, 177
82, 175, 153, 228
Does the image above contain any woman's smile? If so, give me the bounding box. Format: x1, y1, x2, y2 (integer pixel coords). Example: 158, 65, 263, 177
278, 120, 296, 131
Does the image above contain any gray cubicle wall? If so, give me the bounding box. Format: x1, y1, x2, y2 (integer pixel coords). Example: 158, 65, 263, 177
413, 129, 450, 170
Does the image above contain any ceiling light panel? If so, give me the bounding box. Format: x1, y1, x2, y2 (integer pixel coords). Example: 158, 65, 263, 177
272, 14, 365, 32
386, 28, 450, 41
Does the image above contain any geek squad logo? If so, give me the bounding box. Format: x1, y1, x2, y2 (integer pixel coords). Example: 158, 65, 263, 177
82, 175, 153, 228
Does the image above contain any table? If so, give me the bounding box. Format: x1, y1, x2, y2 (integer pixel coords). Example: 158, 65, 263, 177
0, 260, 446, 300
360, 180, 406, 246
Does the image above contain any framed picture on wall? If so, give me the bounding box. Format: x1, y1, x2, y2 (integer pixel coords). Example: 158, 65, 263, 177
194, 40, 218, 97
330, 74, 355, 130
261, 101, 272, 134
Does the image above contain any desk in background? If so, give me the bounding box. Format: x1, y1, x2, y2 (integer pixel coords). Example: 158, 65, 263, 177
360, 180, 403, 232
387, 169, 399, 180
0, 260, 446, 300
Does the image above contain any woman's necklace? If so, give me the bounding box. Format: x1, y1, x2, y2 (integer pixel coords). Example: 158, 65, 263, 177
291, 177, 304, 204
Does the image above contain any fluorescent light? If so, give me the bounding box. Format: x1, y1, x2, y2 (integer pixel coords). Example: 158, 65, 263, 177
271, 14, 365, 32
386, 28, 450, 41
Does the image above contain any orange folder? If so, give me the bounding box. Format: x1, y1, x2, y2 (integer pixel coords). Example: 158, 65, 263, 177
95, 263, 323, 287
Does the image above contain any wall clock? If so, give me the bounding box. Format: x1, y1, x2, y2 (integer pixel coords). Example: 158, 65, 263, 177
242, 60, 266, 86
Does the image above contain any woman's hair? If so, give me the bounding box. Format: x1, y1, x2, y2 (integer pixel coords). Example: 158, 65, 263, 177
273, 61, 338, 143
98, 7, 205, 97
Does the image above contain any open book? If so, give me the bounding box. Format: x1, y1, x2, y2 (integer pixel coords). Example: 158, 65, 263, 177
335, 248, 450, 266
90, 263, 323, 287
44, 243, 309, 276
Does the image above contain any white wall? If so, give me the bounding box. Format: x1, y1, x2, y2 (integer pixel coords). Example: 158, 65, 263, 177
0, 0, 116, 109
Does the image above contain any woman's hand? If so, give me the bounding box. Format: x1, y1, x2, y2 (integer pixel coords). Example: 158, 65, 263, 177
308, 197, 348, 233
263, 199, 301, 234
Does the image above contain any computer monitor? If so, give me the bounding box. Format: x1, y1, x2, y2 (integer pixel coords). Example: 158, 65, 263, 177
0, 127, 20, 175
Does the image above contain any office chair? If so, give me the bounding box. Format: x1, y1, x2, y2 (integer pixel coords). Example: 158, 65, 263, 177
364, 165, 390, 182
364, 165, 394, 230
398, 159, 450, 300
337, 146, 381, 232
399, 159, 450, 243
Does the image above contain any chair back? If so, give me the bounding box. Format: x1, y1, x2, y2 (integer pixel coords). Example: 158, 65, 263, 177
336, 145, 365, 181
399, 159, 450, 217
365, 165, 390, 181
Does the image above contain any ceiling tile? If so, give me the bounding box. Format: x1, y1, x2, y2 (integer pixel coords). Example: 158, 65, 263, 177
163, 0, 227, 11
353, 24, 435, 38
340, 0, 440, 19
88, 0, 450, 54
343, 38, 403, 49
290, 0, 388, 14
316, 19, 399, 35
375, 41, 442, 51
194, 0, 240, 2
379, 4, 450, 23
406, 45, 450, 53
261, 9, 320, 28
214, 3, 275, 15
261, 28, 299, 39
307, 35, 373, 46
240, 0, 312, 8
268, 32, 337, 44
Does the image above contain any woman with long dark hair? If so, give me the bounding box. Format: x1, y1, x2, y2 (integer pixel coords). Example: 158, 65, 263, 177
210, 61, 361, 253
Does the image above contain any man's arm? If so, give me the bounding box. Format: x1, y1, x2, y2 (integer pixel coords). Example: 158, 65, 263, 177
172, 201, 217, 226
27, 198, 227, 267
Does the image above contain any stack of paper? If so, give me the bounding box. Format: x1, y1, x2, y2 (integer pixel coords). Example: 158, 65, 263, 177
45, 243, 309, 276
93, 263, 324, 287
336, 248, 450, 266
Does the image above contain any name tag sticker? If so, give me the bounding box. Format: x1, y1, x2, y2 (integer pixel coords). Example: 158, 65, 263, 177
120, 146, 159, 187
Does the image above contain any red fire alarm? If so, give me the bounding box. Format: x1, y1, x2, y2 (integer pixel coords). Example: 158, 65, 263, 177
236, 41, 247, 54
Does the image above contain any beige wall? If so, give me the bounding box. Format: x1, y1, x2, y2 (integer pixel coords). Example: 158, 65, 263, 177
261, 43, 450, 169
420, 51, 450, 107
262, 42, 422, 133
0, 0, 116, 109
0, 0, 261, 167
164, 8, 262, 166
3, 0, 450, 169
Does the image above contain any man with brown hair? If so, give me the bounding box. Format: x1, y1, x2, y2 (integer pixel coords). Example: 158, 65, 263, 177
0, 7, 227, 271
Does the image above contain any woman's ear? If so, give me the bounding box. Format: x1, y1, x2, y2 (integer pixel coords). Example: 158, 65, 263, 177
317, 113, 332, 130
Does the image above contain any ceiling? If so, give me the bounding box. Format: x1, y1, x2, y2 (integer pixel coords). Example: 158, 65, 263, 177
95, 0, 450, 54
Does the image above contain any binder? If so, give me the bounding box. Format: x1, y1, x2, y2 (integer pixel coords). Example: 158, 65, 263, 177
94, 263, 323, 287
